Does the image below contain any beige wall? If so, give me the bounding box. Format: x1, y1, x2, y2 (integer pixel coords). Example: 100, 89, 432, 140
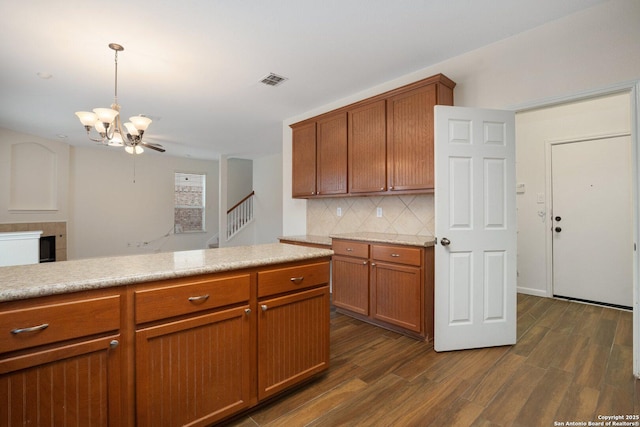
69, 145, 219, 259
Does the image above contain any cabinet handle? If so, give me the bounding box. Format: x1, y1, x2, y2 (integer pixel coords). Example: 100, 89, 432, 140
188, 294, 209, 303
290, 277, 304, 284
391, 253, 400, 257
371, 262, 376, 267
389, 186, 394, 190
11, 323, 49, 335
261, 304, 268, 312
311, 191, 315, 195
346, 248, 353, 252
245, 308, 252, 315
363, 261, 367, 265
109, 339, 119, 349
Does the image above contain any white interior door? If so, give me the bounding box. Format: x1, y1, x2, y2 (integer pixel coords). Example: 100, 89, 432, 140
551, 136, 632, 307
434, 106, 516, 352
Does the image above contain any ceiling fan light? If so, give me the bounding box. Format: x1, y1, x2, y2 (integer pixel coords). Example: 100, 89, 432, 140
93, 107, 119, 124
125, 145, 144, 155
129, 115, 152, 131
75, 111, 98, 126
95, 121, 106, 133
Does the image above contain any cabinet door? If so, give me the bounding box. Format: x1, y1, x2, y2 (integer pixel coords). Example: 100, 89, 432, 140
258, 286, 329, 400
292, 122, 317, 197
136, 306, 252, 427
348, 100, 387, 193
332, 255, 369, 315
0, 335, 121, 427
370, 262, 423, 333
387, 84, 437, 191
316, 113, 347, 196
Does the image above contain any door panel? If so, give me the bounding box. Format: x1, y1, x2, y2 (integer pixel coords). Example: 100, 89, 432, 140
551, 136, 632, 307
435, 106, 516, 352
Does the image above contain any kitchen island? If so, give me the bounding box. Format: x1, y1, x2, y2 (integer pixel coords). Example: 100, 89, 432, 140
0, 243, 333, 427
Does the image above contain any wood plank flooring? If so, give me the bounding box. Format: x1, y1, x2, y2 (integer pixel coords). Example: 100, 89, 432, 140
225, 294, 638, 426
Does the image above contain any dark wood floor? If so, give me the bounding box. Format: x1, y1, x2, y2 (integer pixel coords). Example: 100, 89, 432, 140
226, 294, 638, 426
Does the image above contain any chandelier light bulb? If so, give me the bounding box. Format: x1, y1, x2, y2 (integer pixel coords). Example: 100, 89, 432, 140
129, 115, 152, 131
93, 108, 119, 125
75, 111, 98, 127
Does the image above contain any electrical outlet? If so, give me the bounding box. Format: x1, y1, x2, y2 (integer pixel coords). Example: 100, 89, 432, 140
376, 207, 383, 217
337, 207, 342, 217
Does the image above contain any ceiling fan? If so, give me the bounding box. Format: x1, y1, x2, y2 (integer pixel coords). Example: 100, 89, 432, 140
75, 43, 165, 155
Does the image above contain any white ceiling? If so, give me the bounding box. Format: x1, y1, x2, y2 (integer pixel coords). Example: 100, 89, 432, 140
0, 0, 607, 160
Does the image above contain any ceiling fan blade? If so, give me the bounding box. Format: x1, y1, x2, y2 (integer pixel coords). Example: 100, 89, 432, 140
141, 141, 166, 153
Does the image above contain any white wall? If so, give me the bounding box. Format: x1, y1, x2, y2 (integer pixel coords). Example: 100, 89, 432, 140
282, 0, 640, 234
227, 158, 253, 206
0, 128, 69, 223
254, 153, 283, 243
69, 145, 218, 259
516, 92, 631, 296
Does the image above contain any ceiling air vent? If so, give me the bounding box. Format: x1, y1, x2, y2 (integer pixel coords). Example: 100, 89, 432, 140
260, 73, 288, 87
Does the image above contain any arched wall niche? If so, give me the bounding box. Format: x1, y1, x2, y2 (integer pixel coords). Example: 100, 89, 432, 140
9, 142, 58, 211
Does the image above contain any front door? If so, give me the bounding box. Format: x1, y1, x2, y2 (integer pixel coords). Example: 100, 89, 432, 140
434, 106, 517, 352
551, 136, 633, 308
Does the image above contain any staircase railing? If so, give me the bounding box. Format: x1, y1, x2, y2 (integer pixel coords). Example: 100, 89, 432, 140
227, 191, 255, 240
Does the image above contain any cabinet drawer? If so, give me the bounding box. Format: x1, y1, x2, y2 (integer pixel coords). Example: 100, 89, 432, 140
371, 244, 422, 266
332, 240, 369, 258
0, 295, 120, 354
258, 262, 330, 298
135, 274, 251, 324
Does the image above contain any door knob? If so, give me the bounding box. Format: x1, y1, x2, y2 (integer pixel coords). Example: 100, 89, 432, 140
555, 227, 562, 232
441, 237, 451, 246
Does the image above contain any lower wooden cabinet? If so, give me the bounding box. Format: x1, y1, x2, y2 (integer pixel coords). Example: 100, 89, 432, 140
332, 239, 434, 341
135, 306, 252, 427
332, 255, 369, 315
0, 290, 123, 427
258, 286, 330, 400
370, 261, 422, 333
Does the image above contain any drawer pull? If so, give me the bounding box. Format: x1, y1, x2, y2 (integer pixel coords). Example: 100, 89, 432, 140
261, 304, 268, 312
245, 308, 252, 315
290, 277, 304, 284
109, 339, 119, 349
188, 294, 209, 303
346, 248, 353, 252
391, 253, 400, 257
11, 323, 49, 335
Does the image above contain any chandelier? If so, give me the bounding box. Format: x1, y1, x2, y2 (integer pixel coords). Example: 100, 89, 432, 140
75, 43, 165, 154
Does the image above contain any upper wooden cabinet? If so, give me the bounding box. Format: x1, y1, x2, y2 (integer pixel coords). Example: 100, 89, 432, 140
348, 100, 387, 193
291, 73, 455, 198
387, 84, 437, 191
291, 113, 348, 197
291, 122, 317, 197
316, 113, 348, 196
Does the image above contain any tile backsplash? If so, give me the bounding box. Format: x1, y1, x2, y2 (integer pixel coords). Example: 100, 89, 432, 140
307, 195, 434, 236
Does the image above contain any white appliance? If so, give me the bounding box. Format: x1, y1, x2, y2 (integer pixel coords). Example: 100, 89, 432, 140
0, 231, 43, 267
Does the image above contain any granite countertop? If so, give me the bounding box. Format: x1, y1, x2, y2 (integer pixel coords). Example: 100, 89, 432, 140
331, 232, 436, 247
279, 232, 436, 248
278, 235, 333, 247
0, 243, 334, 303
